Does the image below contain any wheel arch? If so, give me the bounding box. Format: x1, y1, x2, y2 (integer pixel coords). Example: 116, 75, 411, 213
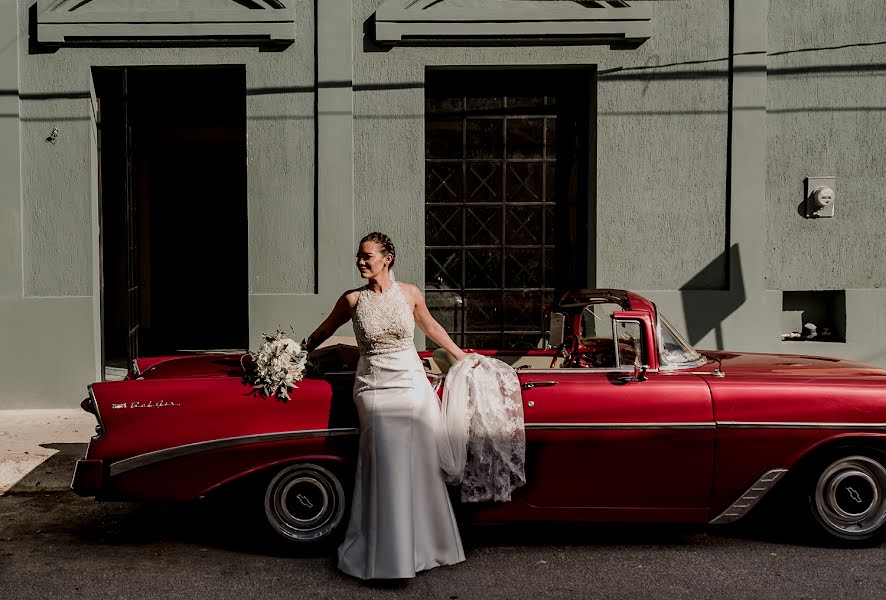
199, 453, 353, 499
780, 433, 886, 484
710, 433, 886, 524
759, 433, 886, 512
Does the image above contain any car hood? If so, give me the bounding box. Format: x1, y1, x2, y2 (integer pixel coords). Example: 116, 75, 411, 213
699, 350, 886, 378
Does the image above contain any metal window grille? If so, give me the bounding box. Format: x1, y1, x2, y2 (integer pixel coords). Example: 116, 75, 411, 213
425, 72, 588, 350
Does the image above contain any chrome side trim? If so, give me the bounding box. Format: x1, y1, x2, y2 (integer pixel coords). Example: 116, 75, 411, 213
109, 428, 360, 478
717, 421, 886, 430
523, 421, 886, 431
525, 422, 716, 431
87, 384, 105, 441
709, 469, 788, 525
519, 368, 661, 374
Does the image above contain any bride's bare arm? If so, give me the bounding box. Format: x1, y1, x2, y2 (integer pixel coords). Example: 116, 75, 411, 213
304, 293, 354, 352
409, 286, 466, 361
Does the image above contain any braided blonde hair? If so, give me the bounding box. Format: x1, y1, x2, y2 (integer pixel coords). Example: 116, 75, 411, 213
360, 232, 396, 269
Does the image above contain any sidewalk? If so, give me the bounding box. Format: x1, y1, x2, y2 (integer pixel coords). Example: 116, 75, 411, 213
0, 410, 97, 495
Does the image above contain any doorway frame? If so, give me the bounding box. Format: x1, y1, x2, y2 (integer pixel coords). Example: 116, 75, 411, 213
89, 65, 250, 380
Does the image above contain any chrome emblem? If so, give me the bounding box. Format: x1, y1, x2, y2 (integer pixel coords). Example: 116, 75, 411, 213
111, 400, 181, 409
846, 487, 863, 504
296, 494, 314, 509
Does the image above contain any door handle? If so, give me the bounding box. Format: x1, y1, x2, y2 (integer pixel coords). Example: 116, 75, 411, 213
522, 381, 558, 390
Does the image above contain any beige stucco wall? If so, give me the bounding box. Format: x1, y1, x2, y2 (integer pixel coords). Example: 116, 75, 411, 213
765, 0, 886, 290
1, 0, 886, 407
352, 0, 731, 292
2, 0, 317, 407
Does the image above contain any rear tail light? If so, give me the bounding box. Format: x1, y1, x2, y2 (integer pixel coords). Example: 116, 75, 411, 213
80, 395, 97, 416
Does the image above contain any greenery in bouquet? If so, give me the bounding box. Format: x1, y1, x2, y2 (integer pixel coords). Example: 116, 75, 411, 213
241, 329, 308, 401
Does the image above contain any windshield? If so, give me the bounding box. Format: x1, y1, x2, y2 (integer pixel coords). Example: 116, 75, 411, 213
657, 312, 705, 368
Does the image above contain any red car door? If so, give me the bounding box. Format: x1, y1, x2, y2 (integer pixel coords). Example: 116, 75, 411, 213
517, 368, 714, 522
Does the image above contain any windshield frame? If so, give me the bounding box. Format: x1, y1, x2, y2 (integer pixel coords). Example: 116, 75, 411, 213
654, 307, 707, 370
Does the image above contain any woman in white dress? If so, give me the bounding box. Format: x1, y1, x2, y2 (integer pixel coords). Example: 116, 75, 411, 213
304, 232, 466, 580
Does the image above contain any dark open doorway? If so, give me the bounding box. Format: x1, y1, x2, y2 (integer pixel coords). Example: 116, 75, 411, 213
94, 67, 248, 377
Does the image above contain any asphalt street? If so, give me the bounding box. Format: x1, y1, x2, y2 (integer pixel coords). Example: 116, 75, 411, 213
1, 484, 884, 600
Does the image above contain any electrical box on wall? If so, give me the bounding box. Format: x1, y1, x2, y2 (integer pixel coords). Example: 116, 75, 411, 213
804, 176, 836, 218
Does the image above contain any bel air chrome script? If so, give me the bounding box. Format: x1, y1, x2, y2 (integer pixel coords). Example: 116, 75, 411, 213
111, 400, 181, 409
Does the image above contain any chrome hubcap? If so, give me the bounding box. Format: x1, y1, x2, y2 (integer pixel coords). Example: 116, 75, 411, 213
265, 464, 345, 542
815, 456, 886, 537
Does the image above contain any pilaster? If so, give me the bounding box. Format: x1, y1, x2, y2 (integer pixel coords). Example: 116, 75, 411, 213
316, 0, 356, 298
722, 0, 770, 349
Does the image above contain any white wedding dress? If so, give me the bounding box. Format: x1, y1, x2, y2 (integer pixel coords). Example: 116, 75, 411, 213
337, 279, 465, 580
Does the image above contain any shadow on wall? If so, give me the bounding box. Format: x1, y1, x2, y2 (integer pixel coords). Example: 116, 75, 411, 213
362, 13, 391, 53
680, 243, 745, 347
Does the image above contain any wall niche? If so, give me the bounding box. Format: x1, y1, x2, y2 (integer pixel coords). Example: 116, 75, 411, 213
781, 290, 846, 343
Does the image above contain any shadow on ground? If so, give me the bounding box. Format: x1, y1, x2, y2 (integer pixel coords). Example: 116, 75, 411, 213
5, 443, 88, 493
1, 442, 828, 558
1, 491, 822, 562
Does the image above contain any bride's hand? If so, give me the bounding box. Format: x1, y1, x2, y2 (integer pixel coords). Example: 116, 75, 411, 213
455, 348, 480, 369
456, 350, 483, 369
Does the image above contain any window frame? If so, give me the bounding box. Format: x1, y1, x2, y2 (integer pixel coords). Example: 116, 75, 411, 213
424, 68, 594, 351
612, 318, 646, 370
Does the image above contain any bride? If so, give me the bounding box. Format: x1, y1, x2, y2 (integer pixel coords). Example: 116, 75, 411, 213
304, 232, 466, 580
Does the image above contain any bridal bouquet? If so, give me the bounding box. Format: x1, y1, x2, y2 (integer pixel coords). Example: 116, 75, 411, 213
242, 330, 308, 401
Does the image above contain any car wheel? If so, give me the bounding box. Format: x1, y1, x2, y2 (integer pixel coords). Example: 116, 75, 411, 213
806, 452, 886, 546
263, 463, 347, 544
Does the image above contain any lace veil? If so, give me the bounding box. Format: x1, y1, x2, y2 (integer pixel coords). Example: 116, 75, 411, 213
438, 354, 526, 503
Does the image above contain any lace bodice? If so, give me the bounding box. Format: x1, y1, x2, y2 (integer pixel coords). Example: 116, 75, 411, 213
353, 281, 415, 356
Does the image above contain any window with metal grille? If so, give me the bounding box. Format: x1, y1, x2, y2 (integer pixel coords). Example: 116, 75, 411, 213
424, 69, 594, 350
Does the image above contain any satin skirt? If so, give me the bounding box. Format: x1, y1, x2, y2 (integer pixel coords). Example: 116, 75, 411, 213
337, 348, 465, 579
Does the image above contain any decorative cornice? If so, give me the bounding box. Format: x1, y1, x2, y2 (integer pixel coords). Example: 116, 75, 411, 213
374, 0, 652, 48
36, 0, 296, 45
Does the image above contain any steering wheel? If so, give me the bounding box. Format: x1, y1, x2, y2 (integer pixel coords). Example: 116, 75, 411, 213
550, 335, 579, 368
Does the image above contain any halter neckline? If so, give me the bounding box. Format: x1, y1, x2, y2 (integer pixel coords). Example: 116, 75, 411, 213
363, 280, 397, 296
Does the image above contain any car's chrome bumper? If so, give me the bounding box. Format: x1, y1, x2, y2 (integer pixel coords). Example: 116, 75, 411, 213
71, 458, 104, 497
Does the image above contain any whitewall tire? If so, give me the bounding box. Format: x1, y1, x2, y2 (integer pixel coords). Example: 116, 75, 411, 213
807, 452, 886, 546
263, 463, 347, 544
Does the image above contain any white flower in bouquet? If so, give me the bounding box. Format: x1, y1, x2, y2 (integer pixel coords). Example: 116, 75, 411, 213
243, 330, 308, 401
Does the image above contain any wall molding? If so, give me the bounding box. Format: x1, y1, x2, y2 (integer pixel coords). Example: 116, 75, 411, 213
374, 0, 652, 48
36, 0, 296, 45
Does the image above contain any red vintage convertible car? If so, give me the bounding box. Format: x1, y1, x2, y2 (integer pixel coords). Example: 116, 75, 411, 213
72, 289, 886, 547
